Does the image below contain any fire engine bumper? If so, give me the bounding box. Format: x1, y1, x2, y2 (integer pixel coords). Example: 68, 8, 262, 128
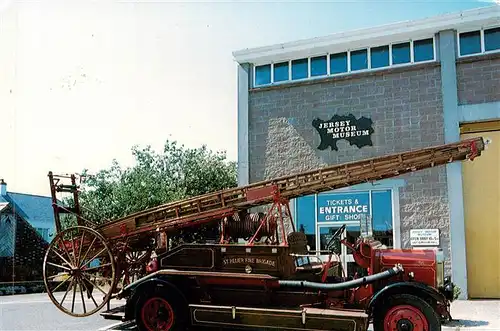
439, 276, 455, 302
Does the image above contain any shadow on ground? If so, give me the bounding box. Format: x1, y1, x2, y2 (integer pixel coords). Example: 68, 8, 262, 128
446, 319, 490, 328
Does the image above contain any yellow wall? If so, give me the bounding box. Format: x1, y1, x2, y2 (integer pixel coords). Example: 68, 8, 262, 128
461, 124, 500, 299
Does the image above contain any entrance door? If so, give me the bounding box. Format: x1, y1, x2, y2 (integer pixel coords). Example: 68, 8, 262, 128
462, 128, 500, 298
317, 225, 362, 277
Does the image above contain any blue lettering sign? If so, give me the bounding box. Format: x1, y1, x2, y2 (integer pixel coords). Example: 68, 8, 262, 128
317, 192, 370, 222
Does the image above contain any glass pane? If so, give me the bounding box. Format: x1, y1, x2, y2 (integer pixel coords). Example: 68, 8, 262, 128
319, 225, 360, 255
485, 27, 500, 52
414, 38, 434, 62
292, 58, 308, 80
311, 56, 327, 77
330, 52, 347, 74
296, 195, 316, 251
255, 64, 271, 86
273, 61, 289, 82
317, 192, 370, 223
371, 190, 394, 248
350, 49, 368, 71
371, 45, 389, 68
392, 42, 411, 65
459, 31, 481, 56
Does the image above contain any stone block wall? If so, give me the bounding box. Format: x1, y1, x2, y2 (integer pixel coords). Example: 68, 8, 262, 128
247, 62, 453, 272
457, 53, 500, 105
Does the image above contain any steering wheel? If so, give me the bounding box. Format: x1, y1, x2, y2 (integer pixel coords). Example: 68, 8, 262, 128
326, 224, 346, 252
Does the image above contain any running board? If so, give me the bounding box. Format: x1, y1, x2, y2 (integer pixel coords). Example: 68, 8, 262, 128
189, 304, 369, 331
100, 305, 125, 321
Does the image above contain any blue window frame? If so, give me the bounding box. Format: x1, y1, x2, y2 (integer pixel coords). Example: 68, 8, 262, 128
392, 42, 411, 65
350, 49, 368, 71
255, 64, 271, 86
413, 38, 434, 62
330, 52, 347, 74
485, 27, 500, 52
459, 31, 481, 56
292, 58, 308, 80
371, 45, 389, 69
311, 55, 327, 77
273, 61, 289, 82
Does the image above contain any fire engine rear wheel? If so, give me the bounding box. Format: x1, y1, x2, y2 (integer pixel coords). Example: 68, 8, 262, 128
373, 294, 441, 331
135, 287, 188, 331
42, 226, 117, 317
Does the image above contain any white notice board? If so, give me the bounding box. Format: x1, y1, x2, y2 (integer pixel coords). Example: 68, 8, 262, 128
410, 229, 440, 246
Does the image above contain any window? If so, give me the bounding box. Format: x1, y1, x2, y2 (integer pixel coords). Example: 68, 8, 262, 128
459, 31, 481, 56
252, 35, 437, 87
330, 52, 348, 74
311, 56, 327, 77
273, 61, 289, 82
292, 58, 308, 80
413, 38, 434, 62
350, 49, 368, 71
392, 42, 411, 65
371, 45, 389, 68
255, 64, 271, 86
295, 195, 316, 251
485, 27, 500, 52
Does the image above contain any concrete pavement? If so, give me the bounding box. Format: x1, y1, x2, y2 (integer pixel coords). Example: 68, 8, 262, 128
1, 293, 499, 331
0, 292, 121, 331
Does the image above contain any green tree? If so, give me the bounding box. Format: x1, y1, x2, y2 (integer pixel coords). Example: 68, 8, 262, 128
60, 140, 237, 230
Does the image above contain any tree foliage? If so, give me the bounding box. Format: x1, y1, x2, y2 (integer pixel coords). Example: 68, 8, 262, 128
62, 140, 237, 228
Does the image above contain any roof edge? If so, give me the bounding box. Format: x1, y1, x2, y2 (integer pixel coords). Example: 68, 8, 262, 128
233, 4, 500, 64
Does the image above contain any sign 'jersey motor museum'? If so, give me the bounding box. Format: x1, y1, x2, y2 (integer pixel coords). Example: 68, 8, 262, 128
312, 114, 374, 151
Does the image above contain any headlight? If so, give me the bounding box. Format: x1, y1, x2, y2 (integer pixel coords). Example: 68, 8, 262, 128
435, 249, 444, 288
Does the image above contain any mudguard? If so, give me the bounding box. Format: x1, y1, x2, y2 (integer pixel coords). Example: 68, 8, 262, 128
368, 281, 447, 313
122, 276, 188, 321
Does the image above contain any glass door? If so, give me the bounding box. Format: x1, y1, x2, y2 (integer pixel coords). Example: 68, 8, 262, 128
317, 224, 364, 278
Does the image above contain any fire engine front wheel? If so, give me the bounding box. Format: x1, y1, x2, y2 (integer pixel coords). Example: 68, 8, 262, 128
134, 287, 188, 331
373, 294, 441, 331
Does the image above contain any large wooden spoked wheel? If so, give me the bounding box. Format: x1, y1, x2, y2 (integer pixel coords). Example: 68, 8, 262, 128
43, 226, 117, 317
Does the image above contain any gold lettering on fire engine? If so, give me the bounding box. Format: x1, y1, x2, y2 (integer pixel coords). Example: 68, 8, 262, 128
222, 257, 276, 267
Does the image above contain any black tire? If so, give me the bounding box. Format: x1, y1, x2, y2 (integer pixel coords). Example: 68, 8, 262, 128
373, 293, 441, 331
134, 286, 189, 331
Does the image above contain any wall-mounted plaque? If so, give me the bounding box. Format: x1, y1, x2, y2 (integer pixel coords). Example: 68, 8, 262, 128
312, 114, 374, 151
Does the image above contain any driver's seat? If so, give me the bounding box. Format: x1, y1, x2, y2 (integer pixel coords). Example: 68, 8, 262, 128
287, 232, 309, 255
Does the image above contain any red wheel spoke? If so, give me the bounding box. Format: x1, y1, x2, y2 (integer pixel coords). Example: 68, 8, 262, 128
81, 273, 108, 296
51, 274, 71, 292
46, 261, 71, 272
79, 236, 97, 268
71, 280, 77, 314
81, 248, 107, 268
58, 237, 76, 267
77, 277, 87, 314
77, 232, 85, 267
50, 248, 73, 269
59, 277, 75, 307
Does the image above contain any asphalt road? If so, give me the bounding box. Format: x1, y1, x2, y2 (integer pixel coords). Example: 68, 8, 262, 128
0, 293, 121, 331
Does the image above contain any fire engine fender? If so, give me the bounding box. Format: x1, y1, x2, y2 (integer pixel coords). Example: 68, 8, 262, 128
368, 281, 448, 318
123, 276, 189, 323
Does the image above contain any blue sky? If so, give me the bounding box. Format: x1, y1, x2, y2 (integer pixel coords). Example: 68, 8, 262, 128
0, 0, 496, 196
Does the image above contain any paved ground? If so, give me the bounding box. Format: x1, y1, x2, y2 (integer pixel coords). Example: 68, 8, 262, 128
0, 293, 499, 330
0, 292, 121, 331
444, 299, 500, 330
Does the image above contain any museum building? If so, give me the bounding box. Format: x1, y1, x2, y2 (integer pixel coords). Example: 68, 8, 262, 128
233, 5, 500, 299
